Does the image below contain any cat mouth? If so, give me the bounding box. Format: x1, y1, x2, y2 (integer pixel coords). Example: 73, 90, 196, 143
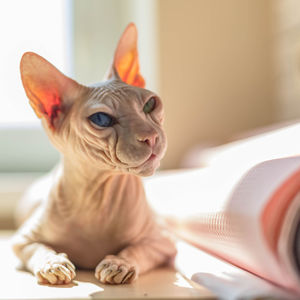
143, 151, 161, 166
140, 152, 160, 170
146, 153, 157, 162
129, 152, 160, 175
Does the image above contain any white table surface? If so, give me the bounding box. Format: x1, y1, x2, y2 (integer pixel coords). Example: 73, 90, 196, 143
0, 231, 214, 300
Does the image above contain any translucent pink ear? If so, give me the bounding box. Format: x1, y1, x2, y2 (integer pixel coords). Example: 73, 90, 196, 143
111, 23, 145, 88
20, 52, 80, 129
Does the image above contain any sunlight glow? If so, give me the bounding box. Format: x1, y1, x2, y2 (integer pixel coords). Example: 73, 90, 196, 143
175, 241, 293, 299
0, 0, 71, 124
173, 273, 193, 289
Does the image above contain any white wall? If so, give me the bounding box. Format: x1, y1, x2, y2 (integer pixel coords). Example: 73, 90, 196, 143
158, 0, 276, 168
272, 0, 300, 121
73, 0, 159, 91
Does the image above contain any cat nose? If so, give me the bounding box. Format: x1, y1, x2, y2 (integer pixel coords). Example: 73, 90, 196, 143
137, 132, 158, 148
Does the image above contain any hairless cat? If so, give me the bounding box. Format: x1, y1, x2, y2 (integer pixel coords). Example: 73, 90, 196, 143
11, 23, 176, 285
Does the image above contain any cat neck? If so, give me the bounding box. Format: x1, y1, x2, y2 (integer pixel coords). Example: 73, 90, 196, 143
61, 156, 117, 189
51, 156, 143, 215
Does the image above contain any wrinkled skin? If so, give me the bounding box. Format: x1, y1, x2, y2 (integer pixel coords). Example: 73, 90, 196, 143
11, 24, 176, 285
65, 80, 166, 177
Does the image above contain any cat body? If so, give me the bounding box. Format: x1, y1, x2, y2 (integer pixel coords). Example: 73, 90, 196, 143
12, 24, 176, 285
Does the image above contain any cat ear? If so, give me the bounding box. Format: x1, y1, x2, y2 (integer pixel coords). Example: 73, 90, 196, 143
107, 23, 145, 88
20, 52, 81, 129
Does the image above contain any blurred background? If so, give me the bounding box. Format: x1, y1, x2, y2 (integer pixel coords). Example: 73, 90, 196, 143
1, 0, 300, 228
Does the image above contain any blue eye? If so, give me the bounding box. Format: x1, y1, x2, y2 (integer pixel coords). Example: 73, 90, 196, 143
88, 112, 115, 127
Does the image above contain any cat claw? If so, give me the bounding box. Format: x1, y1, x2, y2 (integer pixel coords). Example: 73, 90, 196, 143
95, 255, 137, 284
34, 253, 76, 285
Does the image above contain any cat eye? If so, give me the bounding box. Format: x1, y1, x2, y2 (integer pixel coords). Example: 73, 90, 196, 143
88, 112, 115, 128
143, 97, 156, 114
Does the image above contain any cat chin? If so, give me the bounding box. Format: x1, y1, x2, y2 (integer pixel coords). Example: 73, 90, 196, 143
132, 168, 156, 177
138, 167, 157, 177
130, 158, 161, 177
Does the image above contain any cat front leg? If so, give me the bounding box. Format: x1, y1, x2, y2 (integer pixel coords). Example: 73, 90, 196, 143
12, 239, 76, 285
94, 228, 176, 284
12, 208, 76, 285
95, 255, 137, 284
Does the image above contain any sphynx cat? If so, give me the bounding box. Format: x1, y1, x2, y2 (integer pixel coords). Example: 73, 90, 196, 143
11, 23, 176, 285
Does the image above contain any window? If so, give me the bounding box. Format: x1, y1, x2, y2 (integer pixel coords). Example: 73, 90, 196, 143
0, 0, 72, 124
0, 0, 72, 172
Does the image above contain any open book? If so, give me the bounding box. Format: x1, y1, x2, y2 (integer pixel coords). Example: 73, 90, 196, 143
144, 122, 300, 298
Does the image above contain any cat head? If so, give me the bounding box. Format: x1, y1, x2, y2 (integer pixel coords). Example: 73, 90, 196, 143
20, 23, 166, 176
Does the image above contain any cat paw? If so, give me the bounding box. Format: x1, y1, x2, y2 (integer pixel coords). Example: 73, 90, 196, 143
34, 253, 76, 285
95, 255, 138, 284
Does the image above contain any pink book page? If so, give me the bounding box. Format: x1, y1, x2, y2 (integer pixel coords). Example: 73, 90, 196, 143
144, 156, 300, 295
175, 240, 297, 299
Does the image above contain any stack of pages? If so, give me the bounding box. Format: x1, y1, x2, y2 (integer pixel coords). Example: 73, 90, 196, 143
144, 122, 300, 299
